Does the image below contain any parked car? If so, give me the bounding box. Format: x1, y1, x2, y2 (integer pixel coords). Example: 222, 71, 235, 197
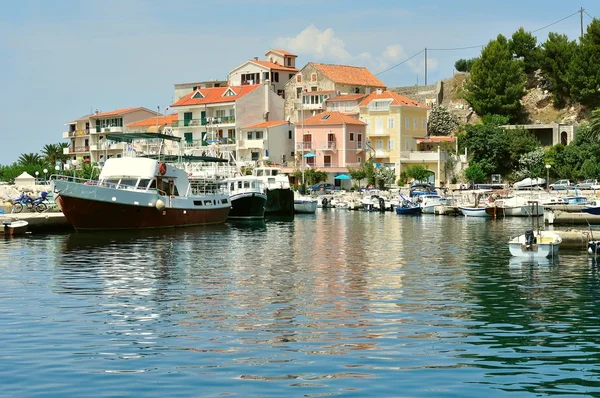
310, 183, 335, 193
575, 179, 599, 190
549, 179, 571, 190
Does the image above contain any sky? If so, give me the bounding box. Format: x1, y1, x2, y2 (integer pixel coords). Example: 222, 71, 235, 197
1, 0, 599, 165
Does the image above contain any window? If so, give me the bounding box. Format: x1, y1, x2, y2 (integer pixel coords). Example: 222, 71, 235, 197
349, 132, 354, 141
192, 91, 204, 99
255, 131, 263, 139
222, 88, 236, 97
289, 130, 292, 139
320, 114, 330, 120
388, 117, 394, 129
274, 72, 279, 82
296, 87, 302, 99
311, 73, 317, 82
344, 102, 353, 111
247, 131, 253, 140
296, 74, 302, 83
311, 86, 317, 91
277, 89, 285, 98
331, 102, 339, 110
375, 117, 383, 134
368, 101, 390, 111
376, 139, 383, 150
357, 156, 361, 163
251, 152, 259, 161
405, 117, 410, 130
413, 118, 417, 130
289, 73, 294, 80
388, 139, 395, 150
357, 133, 362, 142
354, 87, 360, 93
422, 118, 427, 130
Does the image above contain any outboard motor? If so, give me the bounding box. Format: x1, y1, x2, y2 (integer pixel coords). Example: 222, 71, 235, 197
589, 241, 600, 256
525, 229, 536, 247
378, 197, 386, 212
3, 220, 9, 233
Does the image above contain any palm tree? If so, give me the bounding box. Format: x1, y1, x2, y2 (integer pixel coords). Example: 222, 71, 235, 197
590, 109, 600, 142
40, 143, 68, 166
18, 153, 43, 166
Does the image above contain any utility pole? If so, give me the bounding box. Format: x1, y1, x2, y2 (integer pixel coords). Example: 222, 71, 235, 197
424, 47, 428, 86
580, 7, 584, 38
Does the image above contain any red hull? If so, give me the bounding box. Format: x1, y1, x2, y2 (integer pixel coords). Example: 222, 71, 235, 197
57, 195, 230, 231
1, 225, 28, 236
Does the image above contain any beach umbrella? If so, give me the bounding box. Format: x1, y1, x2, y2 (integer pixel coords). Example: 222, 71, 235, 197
334, 174, 351, 180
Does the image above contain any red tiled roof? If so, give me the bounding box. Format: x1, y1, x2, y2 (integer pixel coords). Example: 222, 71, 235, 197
171, 85, 261, 107
251, 60, 298, 72
416, 136, 456, 143
359, 90, 428, 108
244, 120, 289, 129
301, 111, 366, 126
127, 113, 178, 127
266, 49, 297, 57
92, 107, 145, 118
325, 94, 368, 102
310, 63, 386, 88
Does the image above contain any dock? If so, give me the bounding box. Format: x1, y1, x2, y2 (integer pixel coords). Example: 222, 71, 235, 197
544, 209, 600, 226
0, 212, 72, 233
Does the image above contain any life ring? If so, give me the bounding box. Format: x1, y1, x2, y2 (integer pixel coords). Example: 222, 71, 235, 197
158, 162, 167, 175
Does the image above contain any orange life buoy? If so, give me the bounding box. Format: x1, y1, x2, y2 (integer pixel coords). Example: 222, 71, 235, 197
158, 162, 167, 175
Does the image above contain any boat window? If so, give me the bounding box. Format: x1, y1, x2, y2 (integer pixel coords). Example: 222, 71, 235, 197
244, 181, 250, 188
104, 178, 119, 188
238, 181, 243, 189
119, 179, 138, 188
256, 170, 263, 176
138, 179, 151, 189
149, 179, 157, 189
222, 199, 228, 204
268, 177, 275, 184
251, 181, 255, 189
230, 182, 234, 191
204, 200, 212, 206
193, 200, 203, 206
272, 169, 278, 176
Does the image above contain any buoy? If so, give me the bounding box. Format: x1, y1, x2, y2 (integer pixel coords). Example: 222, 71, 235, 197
155, 199, 165, 210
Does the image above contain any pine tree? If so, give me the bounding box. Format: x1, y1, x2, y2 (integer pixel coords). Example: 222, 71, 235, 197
463, 35, 526, 122
509, 27, 540, 73
568, 19, 600, 108
540, 32, 577, 106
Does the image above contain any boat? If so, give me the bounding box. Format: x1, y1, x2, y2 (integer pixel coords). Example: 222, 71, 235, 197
220, 176, 267, 219
418, 194, 450, 214
53, 133, 231, 231
294, 194, 318, 214
485, 196, 545, 217
513, 177, 546, 190
1, 219, 28, 236
395, 196, 421, 215
251, 166, 294, 217
508, 201, 561, 259
459, 206, 490, 217
581, 200, 600, 215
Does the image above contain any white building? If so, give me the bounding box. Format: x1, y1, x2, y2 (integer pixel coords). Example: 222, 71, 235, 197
238, 120, 295, 166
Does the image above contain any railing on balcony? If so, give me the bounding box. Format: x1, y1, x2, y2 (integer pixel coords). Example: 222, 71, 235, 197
295, 142, 314, 151
64, 129, 90, 138
399, 150, 448, 162
68, 146, 90, 153
183, 137, 236, 148
303, 162, 340, 168
172, 116, 236, 127
374, 149, 389, 158
95, 126, 123, 133
370, 129, 390, 136
356, 141, 364, 150
319, 141, 336, 150
240, 139, 265, 149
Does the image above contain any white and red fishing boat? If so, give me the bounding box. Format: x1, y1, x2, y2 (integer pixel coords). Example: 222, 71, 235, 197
53, 133, 231, 231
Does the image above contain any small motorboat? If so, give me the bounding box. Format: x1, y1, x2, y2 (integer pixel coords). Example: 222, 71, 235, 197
508, 201, 561, 259
1, 219, 28, 236
459, 206, 490, 217
395, 196, 421, 215
294, 195, 318, 214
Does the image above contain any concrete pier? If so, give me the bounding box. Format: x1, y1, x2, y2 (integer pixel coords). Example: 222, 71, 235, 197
0, 212, 72, 233
544, 209, 600, 225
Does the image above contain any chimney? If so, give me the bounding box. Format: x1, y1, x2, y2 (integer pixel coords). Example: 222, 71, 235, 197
254, 57, 258, 61
95, 109, 99, 115
376, 88, 383, 95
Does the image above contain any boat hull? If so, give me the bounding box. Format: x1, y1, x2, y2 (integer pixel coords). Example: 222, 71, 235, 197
508, 231, 562, 259
395, 206, 421, 215
265, 188, 295, 217
294, 199, 318, 214
228, 192, 267, 219
1, 220, 28, 236
459, 207, 490, 217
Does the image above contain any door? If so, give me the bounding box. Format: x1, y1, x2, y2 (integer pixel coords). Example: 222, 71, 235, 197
184, 112, 192, 127
324, 155, 332, 167
201, 111, 206, 125
184, 132, 193, 145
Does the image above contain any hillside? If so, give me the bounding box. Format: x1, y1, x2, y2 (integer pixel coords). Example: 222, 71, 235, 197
392, 72, 586, 126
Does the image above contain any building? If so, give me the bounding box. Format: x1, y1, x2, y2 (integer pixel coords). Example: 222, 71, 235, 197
288, 111, 367, 186
228, 49, 299, 99
284, 63, 386, 124
359, 89, 452, 186
502, 123, 574, 146
62, 107, 160, 164
238, 120, 295, 166
170, 81, 285, 162
173, 80, 228, 102
325, 94, 368, 117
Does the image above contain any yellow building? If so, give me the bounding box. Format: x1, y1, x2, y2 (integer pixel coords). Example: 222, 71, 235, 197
359, 89, 451, 186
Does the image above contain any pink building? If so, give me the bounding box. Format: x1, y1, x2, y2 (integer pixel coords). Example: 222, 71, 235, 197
291, 111, 366, 182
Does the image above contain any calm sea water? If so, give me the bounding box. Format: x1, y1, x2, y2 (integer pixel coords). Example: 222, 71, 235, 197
1, 211, 600, 397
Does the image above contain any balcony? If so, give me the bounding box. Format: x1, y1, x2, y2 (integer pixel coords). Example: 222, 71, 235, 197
63, 129, 90, 138
90, 143, 126, 151
369, 129, 390, 137
94, 126, 123, 134
295, 142, 314, 151
238, 139, 264, 149
319, 141, 337, 151
399, 151, 449, 162
355, 141, 364, 151
304, 161, 340, 168
374, 149, 389, 158
65, 146, 90, 154
172, 116, 236, 128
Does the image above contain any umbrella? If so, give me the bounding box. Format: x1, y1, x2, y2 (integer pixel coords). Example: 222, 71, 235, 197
334, 174, 351, 180
303, 153, 316, 158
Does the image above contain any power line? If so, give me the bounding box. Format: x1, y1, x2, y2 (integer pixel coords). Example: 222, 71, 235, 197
531, 10, 580, 33
429, 45, 483, 52
584, 10, 595, 20
375, 49, 425, 76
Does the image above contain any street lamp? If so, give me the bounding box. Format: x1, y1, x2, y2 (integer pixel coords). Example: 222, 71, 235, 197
546, 164, 551, 191
35, 171, 39, 185
43, 168, 48, 184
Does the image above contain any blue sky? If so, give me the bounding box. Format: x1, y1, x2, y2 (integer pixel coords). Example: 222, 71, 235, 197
1, 0, 598, 165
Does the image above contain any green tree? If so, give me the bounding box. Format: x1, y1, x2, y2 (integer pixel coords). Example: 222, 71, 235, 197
509, 27, 540, 73
540, 32, 577, 106
427, 105, 459, 136
463, 34, 526, 122
18, 153, 44, 166
464, 163, 487, 183
375, 167, 396, 188
292, 168, 327, 188
40, 143, 69, 167
589, 108, 600, 142
347, 166, 367, 187
568, 19, 600, 107
514, 147, 546, 180
454, 58, 477, 73
404, 165, 433, 182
